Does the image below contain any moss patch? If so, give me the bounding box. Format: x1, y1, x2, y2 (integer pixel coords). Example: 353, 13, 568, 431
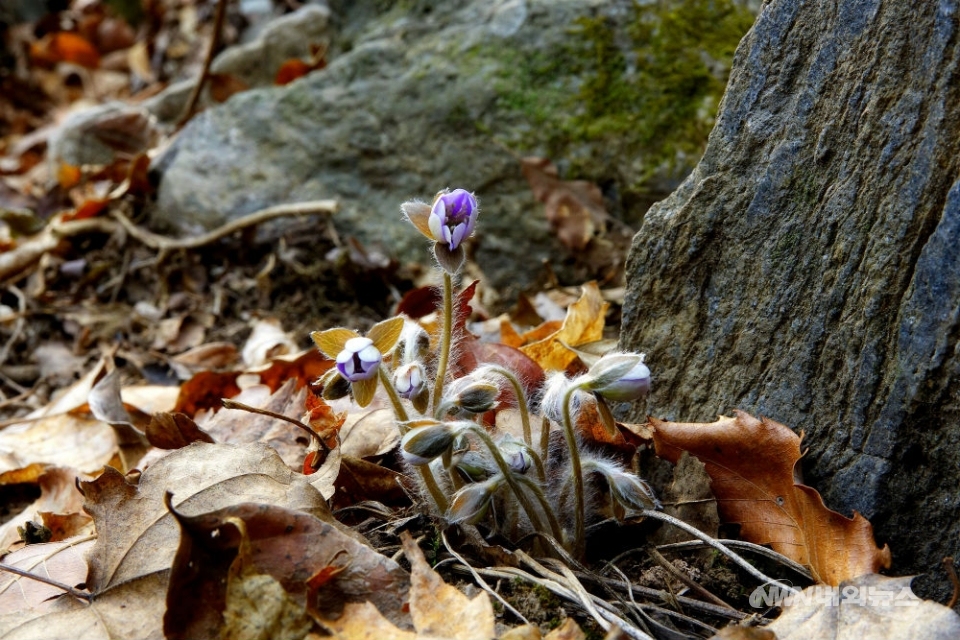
468, 0, 755, 190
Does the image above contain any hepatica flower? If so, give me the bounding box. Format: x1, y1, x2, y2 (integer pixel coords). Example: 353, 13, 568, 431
311, 316, 404, 407
401, 188, 479, 273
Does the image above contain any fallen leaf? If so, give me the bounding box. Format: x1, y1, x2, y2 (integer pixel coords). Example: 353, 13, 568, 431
145, 412, 215, 449
31, 32, 101, 68
208, 73, 250, 103
0, 414, 116, 476
241, 318, 297, 368
402, 531, 495, 639
649, 452, 719, 546
0, 467, 89, 549
164, 499, 403, 639
763, 574, 960, 639
651, 411, 892, 584
521, 282, 608, 372
521, 157, 607, 251
80, 442, 333, 599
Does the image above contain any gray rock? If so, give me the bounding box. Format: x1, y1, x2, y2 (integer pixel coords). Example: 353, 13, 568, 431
620, 0, 960, 597
150, 0, 754, 297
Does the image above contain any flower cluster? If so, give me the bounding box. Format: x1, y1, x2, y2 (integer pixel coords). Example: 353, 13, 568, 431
310, 188, 658, 558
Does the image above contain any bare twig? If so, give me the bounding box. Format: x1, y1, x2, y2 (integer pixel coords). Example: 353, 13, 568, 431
639, 510, 799, 595
221, 398, 327, 447
647, 545, 736, 611
655, 539, 814, 581
177, 0, 231, 126
111, 199, 338, 253
0, 562, 91, 602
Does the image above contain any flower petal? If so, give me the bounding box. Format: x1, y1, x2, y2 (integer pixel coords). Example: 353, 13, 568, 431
352, 375, 378, 407
368, 316, 405, 353
311, 327, 360, 359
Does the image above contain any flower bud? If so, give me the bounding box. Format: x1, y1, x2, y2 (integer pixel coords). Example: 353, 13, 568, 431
447, 475, 502, 524
585, 353, 651, 402
498, 437, 532, 475
453, 450, 495, 483
428, 189, 479, 251
400, 422, 462, 465
394, 362, 427, 399
395, 320, 430, 365
608, 470, 661, 511
335, 337, 381, 382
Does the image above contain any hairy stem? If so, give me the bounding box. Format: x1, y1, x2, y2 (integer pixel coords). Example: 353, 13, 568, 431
466, 426, 554, 541
380, 367, 448, 512
432, 271, 454, 412
513, 474, 564, 542
561, 384, 586, 559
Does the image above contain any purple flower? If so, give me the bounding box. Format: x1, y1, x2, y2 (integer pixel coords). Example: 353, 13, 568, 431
428, 189, 478, 251
394, 362, 426, 399
335, 337, 381, 382
586, 353, 651, 402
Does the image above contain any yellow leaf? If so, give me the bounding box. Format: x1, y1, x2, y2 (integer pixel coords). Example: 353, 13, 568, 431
352, 376, 378, 408
520, 282, 608, 371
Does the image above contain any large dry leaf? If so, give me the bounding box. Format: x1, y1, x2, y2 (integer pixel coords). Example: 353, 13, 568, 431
763, 574, 960, 639
0, 414, 115, 476
521, 282, 608, 372
0, 572, 168, 640
651, 411, 891, 584
80, 442, 332, 597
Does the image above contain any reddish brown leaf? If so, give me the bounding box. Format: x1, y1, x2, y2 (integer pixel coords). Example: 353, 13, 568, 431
146, 412, 215, 449
396, 285, 442, 319
275, 59, 313, 85
650, 411, 892, 584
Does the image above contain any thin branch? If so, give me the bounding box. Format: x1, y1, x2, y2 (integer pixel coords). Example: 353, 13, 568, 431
944, 557, 959, 608
655, 538, 814, 581
0, 562, 91, 602
440, 531, 530, 624
638, 510, 799, 594
177, 0, 231, 126
647, 545, 736, 611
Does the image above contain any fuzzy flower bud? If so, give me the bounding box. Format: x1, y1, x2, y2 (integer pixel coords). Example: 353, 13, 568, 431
335, 337, 381, 382
585, 353, 651, 402
447, 475, 503, 524
428, 189, 478, 251
498, 437, 532, 475
608, 471, 661, 511
394, 362, 427, 399
400, 421, 465, 465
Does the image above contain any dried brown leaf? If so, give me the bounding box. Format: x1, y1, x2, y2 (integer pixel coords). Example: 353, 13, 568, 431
521, 157, 606, 251
0, 536, 93, 615
651, 411, 891, 584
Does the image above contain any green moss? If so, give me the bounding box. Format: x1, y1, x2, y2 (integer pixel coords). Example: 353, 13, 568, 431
464, 0, 755, 189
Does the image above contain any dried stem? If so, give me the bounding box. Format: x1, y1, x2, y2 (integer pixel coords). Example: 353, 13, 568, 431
0, 562, 91, 602
177, 0, 230, 126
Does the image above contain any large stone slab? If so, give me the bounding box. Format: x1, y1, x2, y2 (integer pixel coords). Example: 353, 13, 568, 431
149, 0, 755, 296
621, 0, 960, 597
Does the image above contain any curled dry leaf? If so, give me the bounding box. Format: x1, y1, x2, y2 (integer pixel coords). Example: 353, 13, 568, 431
0, 413, 115, 476
0, 467, 90, 550
651, 411, 891, 585
521, 281, 608, 372
764, 574, 960, 640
